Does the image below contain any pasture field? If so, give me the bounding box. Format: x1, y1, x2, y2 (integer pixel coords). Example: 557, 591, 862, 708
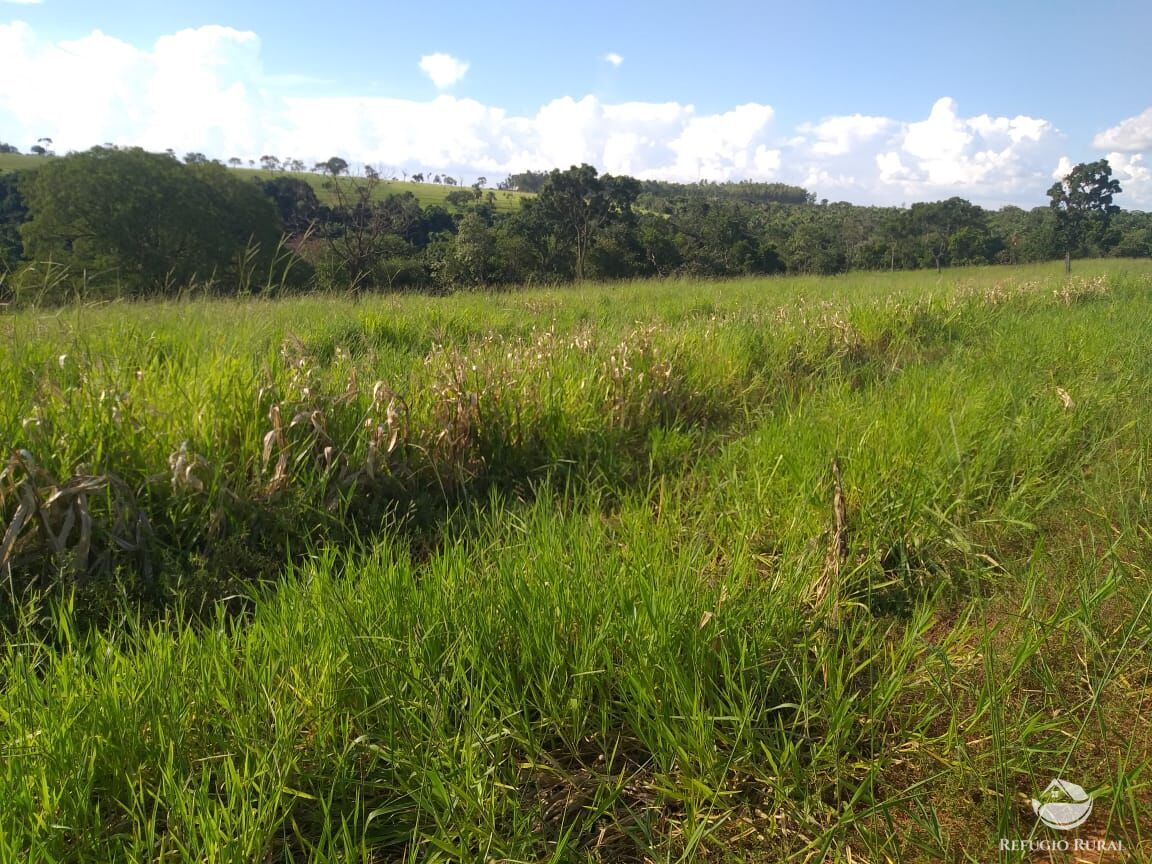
238, 166, 527, 213
0, 153, 29, 174
1, 262, 1151, 862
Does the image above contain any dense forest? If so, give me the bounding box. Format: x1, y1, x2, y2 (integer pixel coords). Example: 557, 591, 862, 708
0, 145, 1148, 302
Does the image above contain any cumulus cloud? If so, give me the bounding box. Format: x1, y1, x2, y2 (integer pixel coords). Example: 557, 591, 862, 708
0, 22, 268, 156
604, 52, 623, 67
418, 53, 468, 89
1105, 152, 1152, 209
784, 98, 1060, 205
1052, 155, 1074, 181
882, 97, 1055, 188
1093, 107, 1152, 153
273, 94, 778, 182
0, 23, 1071, 205
862, 97, 1059, 203
797, 114, 894, 157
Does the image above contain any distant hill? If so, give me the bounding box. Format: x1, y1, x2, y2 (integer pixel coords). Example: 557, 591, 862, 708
501, 169, 813, 209
243, 166, 529, 213
0, 153, 31, 174
0, 152, 529, 213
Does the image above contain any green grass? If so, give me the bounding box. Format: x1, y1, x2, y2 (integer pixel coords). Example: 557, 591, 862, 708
2, 261, 1151, 861
244, 167, 528, 212
0, 151, 528, 212
0, 152, 32, 173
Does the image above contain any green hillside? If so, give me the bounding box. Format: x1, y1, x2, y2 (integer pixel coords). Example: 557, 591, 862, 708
242, 166, 528, 212
0, 151, 528, 212
0, 152, 32, 173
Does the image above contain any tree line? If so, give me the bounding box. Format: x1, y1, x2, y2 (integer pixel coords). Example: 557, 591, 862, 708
0, 145, 1148, 303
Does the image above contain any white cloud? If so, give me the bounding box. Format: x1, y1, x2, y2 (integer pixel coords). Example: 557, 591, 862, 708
418, 53, 468, 89
274, 93, 776, 183
889, 97, 1054, 187
0, 23, 1073, 205
0, 22, 777, 182
1052, 155, 1074, 181
875, 151, 909, 185
604, 52, 623, 67
667, 103, 777, 180
784, 99, 1059, 205
0, 22, 268, 156
865, 97, 1059, 203
798, 114, 893, 156
1105, 152, 1152, 209
1093, 107, 1152, 153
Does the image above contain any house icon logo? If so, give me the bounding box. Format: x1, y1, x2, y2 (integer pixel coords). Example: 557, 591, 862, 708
1031, 779, 1093, 830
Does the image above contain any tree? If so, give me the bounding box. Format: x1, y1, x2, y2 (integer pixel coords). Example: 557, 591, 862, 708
184, 152, 208, 165
228, 157, 243, 168
636, 212, 682, 276
445, 189, 476, 210
529, 163, 640, 278
0, 172, 29, 271
0, 142, 19, 154
30, 145, 46, 157
443, 212, 495, 287
781, 208, 846, 275
503, 171, 549, 193
908, 197, 992, 271
185, 159, 288, 279
21, 147, 283, 296
987, 205, 1059, 264
373, 234, 424, 291
1047, 159, 1122, 272
314, 165, 406, 293
261, 176, 321, 233
316, 156, 349, 177
1110, 211, 1152, 258
260, 155, 281, 172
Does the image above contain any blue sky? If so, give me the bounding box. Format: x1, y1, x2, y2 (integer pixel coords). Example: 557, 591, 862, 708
3, 0, 1151, 206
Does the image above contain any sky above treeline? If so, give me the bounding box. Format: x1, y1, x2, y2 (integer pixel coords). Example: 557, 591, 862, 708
2, 0, 1151, 208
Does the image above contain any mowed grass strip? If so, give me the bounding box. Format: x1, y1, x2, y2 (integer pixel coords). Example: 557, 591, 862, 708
0, 261, 1150, 861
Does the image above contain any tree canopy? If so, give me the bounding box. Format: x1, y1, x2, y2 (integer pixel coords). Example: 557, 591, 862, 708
0, 171, 29, 270
3, 150, 1150, 301
1048, 159, 1123, 268
21, 147, 283, 295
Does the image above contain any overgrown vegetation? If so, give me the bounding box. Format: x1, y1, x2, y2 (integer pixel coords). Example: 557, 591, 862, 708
2, 261, 1150, 861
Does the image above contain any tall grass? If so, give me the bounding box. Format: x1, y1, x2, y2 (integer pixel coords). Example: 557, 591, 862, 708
1, 260, 1150, 861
